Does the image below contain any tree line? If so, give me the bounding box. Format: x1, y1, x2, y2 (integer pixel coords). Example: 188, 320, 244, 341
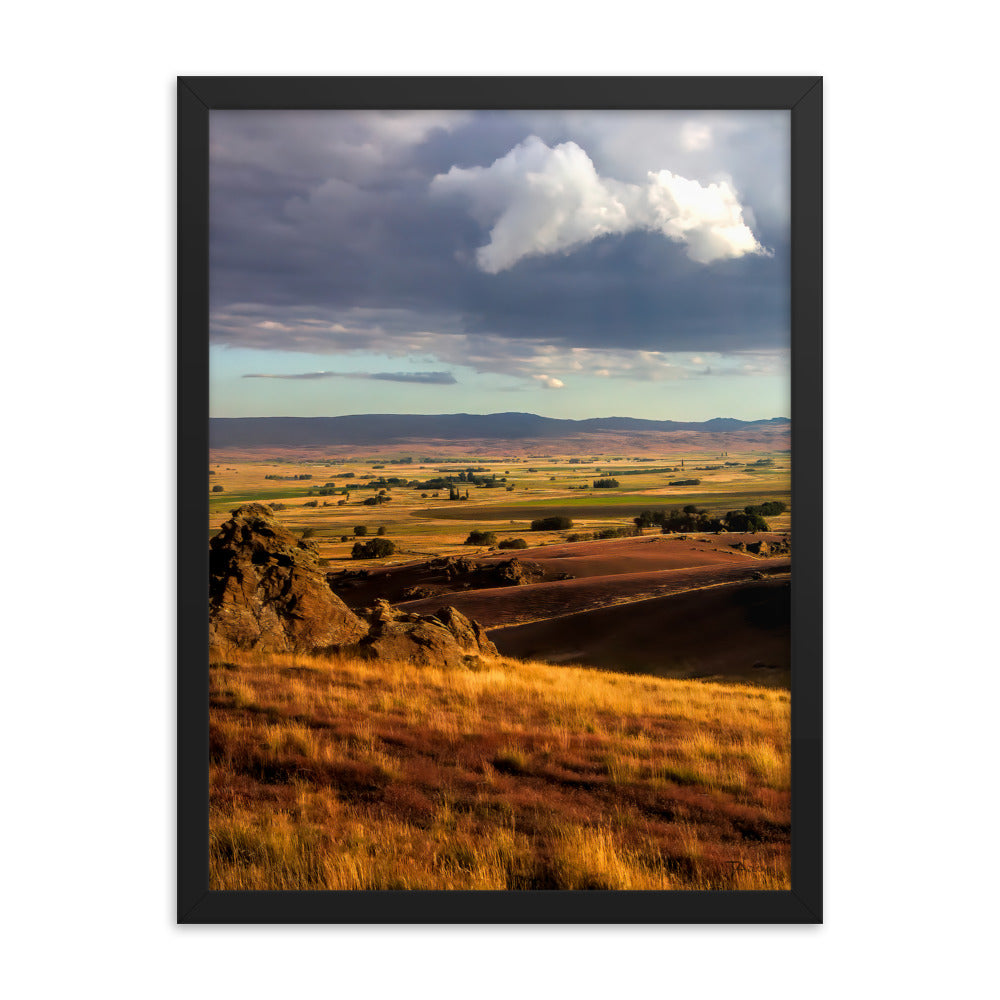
633, 501, 786, 534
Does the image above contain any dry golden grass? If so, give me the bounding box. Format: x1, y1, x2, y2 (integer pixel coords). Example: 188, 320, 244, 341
210, 648, 790, 890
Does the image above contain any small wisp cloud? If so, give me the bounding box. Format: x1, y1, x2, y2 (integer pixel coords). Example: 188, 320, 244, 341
432, 136, 768, 273
243, 370, 457, 385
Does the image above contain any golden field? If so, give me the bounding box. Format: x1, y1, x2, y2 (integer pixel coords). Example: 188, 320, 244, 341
210, 647, 791, 891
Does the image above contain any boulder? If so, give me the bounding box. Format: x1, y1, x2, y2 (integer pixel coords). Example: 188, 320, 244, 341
490, 558, 533, 586
734, 537, 791, 558
209, 503, 368, 653
353, 599, 499, 669
431, 555, 537, 588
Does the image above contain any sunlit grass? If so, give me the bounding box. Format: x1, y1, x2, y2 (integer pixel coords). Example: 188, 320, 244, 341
210, 646, 790, 891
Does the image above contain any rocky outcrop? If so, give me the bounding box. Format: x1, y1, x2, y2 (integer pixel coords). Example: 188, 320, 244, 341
428, 555, 539, 588
209, 504, 498, 668
733, 537, 791, 558
489, 558, 536, 586
209, 503, 368, 653
428, 555, 476, 579
328, 555, 540, 607
747, 537, 791, 557
353, 599, 499, 669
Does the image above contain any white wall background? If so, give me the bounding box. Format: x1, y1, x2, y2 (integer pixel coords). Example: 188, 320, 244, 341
3, 2, 995, 997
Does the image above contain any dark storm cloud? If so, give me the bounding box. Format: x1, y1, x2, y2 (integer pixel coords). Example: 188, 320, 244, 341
210, 111, 789, 370
242, 370, 457, 385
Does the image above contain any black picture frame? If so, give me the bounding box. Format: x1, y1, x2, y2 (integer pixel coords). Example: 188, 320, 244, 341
178, 76, 822, 924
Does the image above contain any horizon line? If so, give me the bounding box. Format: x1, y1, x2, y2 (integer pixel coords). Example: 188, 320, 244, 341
209, 412, 791, 422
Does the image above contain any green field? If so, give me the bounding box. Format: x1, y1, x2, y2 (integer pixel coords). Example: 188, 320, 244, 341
209, 486, 316, 506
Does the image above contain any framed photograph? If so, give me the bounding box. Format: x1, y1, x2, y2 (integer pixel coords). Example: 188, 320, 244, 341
178, 76, 821, 923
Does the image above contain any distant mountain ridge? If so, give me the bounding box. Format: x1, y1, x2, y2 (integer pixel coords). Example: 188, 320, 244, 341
210, 413, 790, 449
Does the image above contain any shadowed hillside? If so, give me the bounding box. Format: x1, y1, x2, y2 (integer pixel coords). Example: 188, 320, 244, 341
491, 578, 791, 687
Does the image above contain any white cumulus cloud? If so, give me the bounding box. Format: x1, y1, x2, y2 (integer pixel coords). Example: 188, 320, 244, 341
431, 136, 768, 273
532, 374, 565, 389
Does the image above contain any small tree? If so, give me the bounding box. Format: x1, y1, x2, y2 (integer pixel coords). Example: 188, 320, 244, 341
530, 516, 573, 531
354, 525, 368, 536
723, 510, 770, 533
497, 538, 528, 550
352, 538, 396, 559
371, 538, 395, 557
744, 501, 786, 517
211, 484, 224, 492
376, 526, 387, 536
464, 530, 497, 545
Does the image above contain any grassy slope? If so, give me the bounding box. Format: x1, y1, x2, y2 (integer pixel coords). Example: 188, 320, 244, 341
210, 649, 790, 891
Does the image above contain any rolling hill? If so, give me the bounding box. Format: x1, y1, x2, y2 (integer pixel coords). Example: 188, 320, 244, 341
209, 412, 791, 456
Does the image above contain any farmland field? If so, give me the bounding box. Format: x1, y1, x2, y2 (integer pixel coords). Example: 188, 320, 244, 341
208, 449, 791, 566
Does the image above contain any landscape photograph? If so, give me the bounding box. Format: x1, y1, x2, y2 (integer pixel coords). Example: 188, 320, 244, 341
206, 107, 793, 891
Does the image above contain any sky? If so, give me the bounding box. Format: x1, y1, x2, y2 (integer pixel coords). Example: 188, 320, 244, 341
210, 109, 790, 421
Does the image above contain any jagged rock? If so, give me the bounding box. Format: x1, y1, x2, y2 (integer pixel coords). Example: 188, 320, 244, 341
428, 555, 476, 580
490, 558, 534, 585
353, 599, 498, 668
209, 503, 368, 653
434, 606, 498, 656
733, 537, 791, 558
428, 555, 537, 588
